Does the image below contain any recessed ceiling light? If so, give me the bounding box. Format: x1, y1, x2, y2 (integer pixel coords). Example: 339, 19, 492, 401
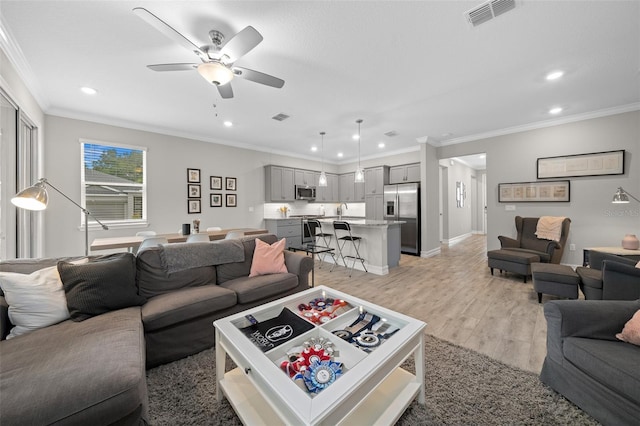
546, 70, 564, 81
337, 152, 343, 158
549, 107, 563, 115
80, 87, 97, 95
223, 121, 233, 127
378, 142, 385, 148
311, 146, 318, 152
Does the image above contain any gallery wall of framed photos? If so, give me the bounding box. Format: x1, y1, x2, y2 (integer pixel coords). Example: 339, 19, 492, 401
187, 168, 237, 213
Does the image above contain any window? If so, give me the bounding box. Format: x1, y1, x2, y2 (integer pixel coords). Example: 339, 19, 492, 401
81, 140, 147, 227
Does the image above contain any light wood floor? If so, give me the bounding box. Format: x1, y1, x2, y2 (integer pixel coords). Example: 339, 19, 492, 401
315, 234, 554, 374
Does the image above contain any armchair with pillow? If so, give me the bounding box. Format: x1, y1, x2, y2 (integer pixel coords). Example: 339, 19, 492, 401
498, 216, 570, 263
576, 251, 640, 300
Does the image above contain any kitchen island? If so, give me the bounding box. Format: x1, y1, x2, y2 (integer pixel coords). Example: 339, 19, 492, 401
316, 218, 404, 275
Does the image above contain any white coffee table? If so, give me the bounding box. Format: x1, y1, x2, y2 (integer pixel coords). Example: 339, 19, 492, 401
213, 285, 426, 425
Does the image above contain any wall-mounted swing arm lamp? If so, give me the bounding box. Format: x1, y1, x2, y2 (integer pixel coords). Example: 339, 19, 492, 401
11, 178, 109, 256
612, 187, 640, 204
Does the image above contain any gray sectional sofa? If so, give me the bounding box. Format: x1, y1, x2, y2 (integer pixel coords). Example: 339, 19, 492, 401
541, 299, 640, 426
0, 234, 313, 425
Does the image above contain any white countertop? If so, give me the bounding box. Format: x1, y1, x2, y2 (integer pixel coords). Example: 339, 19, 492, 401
318, 218, 405, 227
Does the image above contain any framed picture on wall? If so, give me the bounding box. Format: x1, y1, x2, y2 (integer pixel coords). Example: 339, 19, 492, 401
187, 168, 201, 183
498, 180, 570, 202
537, 150, 624, 179
187, 184, 201, 198
226, 177, 237, 191
210, 176, 222, 190
226, 194, 237, 207
187, 199, 201, 214
210, 193, 222, 207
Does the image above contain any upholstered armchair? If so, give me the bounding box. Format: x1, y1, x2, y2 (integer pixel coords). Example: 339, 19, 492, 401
498, 216, 571, 264
576, 251, 640, 300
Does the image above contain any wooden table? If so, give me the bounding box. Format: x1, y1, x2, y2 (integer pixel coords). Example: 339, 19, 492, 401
90, 228, 268, 252
583, 246, 640, 266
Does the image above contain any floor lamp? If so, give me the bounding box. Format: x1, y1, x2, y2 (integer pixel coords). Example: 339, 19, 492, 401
11, 178, 109, 256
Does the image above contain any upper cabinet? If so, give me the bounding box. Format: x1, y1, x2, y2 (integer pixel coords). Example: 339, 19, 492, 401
294, 170, 316, 186
316, 173, 339, 202
389, 163, 420, 184
339, 173, 355, 202
265, 166, 295, 202
364, 166, 389, 196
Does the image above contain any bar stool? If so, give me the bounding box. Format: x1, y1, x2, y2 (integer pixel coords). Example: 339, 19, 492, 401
331, 221, 367, 276
306, 219, 336, 265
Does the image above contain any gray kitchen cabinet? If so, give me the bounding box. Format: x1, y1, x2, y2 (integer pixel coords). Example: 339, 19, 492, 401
365, 194, 384, 220
264, 218, 302, 248
265, 166, 295, 202
339, 173, 355, 202
364, 166, 389, 196
294, 169, 316, 186
317, 173, 338, 202
389, 163, 420, 184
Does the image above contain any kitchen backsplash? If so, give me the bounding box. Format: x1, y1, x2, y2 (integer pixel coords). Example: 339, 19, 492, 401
264, 202, 365, 219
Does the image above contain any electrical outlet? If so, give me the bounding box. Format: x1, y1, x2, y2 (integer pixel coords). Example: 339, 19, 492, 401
505, 205, 516, 211
569, 244, 576, 251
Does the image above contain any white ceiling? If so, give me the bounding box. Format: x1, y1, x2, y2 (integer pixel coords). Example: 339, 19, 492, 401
2, 1, 639, 165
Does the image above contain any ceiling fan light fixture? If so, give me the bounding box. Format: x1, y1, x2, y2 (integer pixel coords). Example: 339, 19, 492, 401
197, 62, 234, 86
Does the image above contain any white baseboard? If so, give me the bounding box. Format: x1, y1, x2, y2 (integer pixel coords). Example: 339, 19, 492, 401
442, 232, 473, 246
421, 246, 441, 258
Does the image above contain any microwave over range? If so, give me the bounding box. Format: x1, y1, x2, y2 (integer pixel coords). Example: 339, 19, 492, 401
295, 185, 316, 200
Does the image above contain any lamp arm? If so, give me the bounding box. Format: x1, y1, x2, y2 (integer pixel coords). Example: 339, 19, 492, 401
626, 191, 640, 203
42, 179, 109, 230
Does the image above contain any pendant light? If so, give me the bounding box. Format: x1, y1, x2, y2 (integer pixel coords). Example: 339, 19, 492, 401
354, 119, 365, 183
318, 131, 328, 187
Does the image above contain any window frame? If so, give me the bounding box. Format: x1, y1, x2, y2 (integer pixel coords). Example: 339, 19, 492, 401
80, 139, 148, 230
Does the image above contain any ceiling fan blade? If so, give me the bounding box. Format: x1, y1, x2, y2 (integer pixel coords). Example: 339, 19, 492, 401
133, 7, 206, 59
220, 26, 263, 63
233, 67, 284, 89
147, 63, 198, 72
217, 83, 234, 99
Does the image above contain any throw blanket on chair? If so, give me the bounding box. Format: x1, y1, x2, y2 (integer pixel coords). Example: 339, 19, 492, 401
159, 240, 245, 274
535, 216, 566, 241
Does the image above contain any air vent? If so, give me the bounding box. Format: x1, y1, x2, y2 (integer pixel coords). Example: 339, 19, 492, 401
465, 0, 516, 27
384, 130, 398, 137
272, 113, 290, 121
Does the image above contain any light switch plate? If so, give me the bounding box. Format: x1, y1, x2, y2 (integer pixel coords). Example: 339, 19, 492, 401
505, 205, 516, 211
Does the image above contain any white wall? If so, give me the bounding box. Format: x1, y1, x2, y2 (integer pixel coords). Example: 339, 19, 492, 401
43, 115, 330, 257
439, 111, 640, 265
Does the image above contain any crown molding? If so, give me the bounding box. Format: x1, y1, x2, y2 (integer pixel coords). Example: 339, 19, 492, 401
435, 103, 640, 147
0, 16, 49, 110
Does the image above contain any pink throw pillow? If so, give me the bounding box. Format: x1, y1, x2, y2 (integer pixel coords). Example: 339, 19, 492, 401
249, 238, 288, 277
616, 309, 640, 346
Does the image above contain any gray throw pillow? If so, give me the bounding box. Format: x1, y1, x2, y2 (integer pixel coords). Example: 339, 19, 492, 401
58, 253, 145, 321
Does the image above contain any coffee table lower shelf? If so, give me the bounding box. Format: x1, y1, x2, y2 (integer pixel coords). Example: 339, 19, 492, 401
219, 366, 420, 426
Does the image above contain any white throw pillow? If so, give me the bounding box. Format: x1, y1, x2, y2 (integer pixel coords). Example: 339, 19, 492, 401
0, 259, 87, 339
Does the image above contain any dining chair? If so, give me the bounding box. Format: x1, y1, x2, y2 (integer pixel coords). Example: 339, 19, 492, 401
225, 231, 245, 239
206, 227, 222, 232
136, 236, 169, 254
186, 234, 210, 243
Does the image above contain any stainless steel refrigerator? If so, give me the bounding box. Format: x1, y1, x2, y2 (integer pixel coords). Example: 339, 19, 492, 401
383, 183, 420, 255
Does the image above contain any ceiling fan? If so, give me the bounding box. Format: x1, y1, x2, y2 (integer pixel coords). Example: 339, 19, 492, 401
133, 7, 284, 99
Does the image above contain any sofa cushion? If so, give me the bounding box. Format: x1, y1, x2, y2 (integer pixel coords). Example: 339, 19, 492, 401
0, 307, 146, 425
616, 309, 640, 346
220, 273, 298, 304
250, 238, 288, 277
142, 285, 237, 332
58, 253, 146, 321
0, 258, 87, 339
217, 234, 278, 284
564, 336, 640, 404
136, 246, 217, 299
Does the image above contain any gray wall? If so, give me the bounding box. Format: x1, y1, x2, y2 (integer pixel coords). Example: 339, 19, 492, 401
42, 115, 331, 257
439, 110, 640, 265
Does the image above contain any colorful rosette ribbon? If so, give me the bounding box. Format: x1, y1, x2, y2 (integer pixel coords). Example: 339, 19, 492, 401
302, 360, 343, 393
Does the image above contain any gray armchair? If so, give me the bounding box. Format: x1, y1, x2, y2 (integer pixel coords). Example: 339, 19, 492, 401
498, 216, 571, 263
576, 251, 640, 300
540, 299, 640, 425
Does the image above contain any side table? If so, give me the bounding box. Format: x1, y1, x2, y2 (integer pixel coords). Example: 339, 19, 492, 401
583, 247, 640, 266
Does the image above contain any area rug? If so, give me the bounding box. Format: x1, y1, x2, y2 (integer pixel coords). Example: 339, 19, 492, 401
146, 334, 597, 425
